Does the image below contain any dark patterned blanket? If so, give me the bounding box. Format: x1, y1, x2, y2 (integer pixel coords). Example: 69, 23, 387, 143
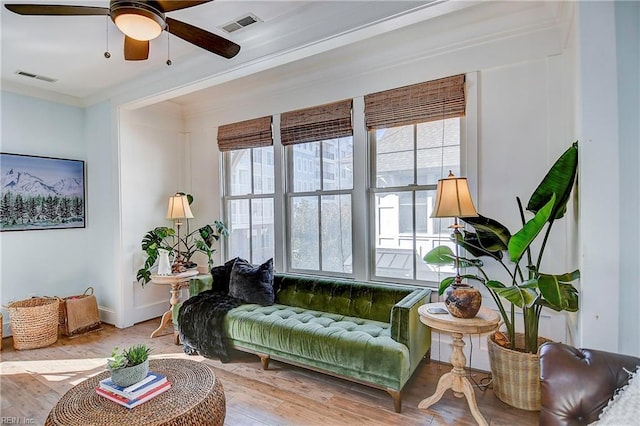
178, 290, 243, 362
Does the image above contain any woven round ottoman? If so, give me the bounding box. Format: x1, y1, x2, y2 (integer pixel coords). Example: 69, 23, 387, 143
45, 358, 225, 426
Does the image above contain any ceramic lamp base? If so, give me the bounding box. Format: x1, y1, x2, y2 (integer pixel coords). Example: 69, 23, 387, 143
445, 284, 482, 318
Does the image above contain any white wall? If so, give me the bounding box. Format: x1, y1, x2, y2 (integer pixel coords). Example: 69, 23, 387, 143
615, 0, 640, 357
118, 102, 186, 327
576, 1, 640, 356
478, 54, 577, 345
0, 91, 88, 336
185, 127, 225, 267
84, 101, 120, 326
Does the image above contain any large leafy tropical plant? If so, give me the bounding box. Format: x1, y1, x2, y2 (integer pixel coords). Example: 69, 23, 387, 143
136, 194, 228, 285
424, 142, 579, 353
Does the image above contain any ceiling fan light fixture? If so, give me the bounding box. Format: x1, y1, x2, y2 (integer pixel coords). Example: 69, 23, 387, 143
6, 0, 241, 60
114, 13, 162, 40
111, 1, 165, 41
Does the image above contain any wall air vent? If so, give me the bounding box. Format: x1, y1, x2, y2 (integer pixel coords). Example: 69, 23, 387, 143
15, 70, 57, 83
221, 13, 261, 33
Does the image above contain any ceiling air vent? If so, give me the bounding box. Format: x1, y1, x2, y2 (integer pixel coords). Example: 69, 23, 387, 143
15, 70, 57, 83
221, 13, 261, 34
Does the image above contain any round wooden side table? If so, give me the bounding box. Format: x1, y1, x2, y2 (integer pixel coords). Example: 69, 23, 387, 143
45, 358, 225, 426
418, 302, 499, 426
149, 270, 199, 338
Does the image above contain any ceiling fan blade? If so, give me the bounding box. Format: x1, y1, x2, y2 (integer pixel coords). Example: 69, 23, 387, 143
165, 17, 240, 59
124, 36, 150, 61
153, 1, 212, 13
4, 4, 109, 16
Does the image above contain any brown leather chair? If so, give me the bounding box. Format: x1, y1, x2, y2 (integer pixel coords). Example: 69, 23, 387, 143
539, 342, 640, 425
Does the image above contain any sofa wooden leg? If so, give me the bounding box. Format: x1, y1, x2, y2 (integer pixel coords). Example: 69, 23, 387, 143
173, 331, 180, 345
386, 388, 402, 413
258, 354, 270, 370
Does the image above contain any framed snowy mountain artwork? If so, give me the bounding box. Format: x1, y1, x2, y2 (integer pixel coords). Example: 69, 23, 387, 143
1, 153, 85, 231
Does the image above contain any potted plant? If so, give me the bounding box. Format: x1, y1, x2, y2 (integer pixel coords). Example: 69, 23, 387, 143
424, 141, 579, 410
107, 344, 152, 387
136, 193, 228, 285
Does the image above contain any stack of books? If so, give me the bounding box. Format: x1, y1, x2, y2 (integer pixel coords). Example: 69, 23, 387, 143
96, 372, 171, 408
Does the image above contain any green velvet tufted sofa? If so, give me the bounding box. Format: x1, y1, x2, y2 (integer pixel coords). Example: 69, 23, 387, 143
174, 273, 431, 412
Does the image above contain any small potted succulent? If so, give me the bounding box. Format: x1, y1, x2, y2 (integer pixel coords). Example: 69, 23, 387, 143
107, 344, 152, 387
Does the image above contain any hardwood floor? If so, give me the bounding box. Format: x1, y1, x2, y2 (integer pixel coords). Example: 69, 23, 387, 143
0, 319, 539, 425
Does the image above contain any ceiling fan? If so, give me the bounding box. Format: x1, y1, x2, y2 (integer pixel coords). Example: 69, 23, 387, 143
4, 1, 240, 61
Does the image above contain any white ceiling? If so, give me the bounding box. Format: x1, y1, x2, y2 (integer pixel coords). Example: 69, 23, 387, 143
0, 0, 475, 106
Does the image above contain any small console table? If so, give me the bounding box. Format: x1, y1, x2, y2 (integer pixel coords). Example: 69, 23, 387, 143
418, 302, 499, 426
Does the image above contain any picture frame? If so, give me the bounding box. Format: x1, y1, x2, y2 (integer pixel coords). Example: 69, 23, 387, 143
1, 152, 86, 231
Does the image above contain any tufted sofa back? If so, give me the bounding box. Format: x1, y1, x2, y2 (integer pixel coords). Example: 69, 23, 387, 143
274, 273, 416, 323
539, 342, 640, 425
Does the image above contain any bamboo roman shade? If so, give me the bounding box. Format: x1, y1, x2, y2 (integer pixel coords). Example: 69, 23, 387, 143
280, 99, 353, 146
217, 116, 273, 152
364, 74, 466, 129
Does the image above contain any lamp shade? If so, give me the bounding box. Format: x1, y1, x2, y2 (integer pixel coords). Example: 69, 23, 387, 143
431, 171, 478, 218
166, 194, 194, 220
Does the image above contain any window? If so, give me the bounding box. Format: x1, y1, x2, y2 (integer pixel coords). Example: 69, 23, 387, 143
282, 99, 354, 275
224, 148, 275, 264
218, 116, 274, 265
371, 119, 460, 282
219, 74, 467, 284
288, 138, 353, 273
366, 74, 466, 283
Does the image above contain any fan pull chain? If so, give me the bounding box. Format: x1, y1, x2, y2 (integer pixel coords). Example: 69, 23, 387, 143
166, 29, 172, 66
104, 15, 111, 59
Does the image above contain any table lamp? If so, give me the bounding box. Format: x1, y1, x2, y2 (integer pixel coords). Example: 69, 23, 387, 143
432, 171, 481, 318
166, 193, 194, 267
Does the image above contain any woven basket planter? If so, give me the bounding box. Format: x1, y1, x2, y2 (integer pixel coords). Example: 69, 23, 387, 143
8, 297, 60, 350
487, 331, 551, 411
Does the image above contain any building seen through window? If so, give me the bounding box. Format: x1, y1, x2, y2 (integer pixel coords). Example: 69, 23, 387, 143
372, 118, 460, 282
289, 137, 353, 274
225, 146, 275, 264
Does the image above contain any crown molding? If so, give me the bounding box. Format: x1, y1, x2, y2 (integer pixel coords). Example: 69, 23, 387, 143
1, 80, 85, 107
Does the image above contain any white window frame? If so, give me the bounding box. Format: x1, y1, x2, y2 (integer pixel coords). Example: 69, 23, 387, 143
222, 147, 276, 265
284, 137, 354, 277
368, 121, 460, 285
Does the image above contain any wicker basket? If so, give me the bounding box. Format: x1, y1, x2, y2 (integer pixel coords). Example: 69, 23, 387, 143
487, 331, 551, 411
8, 297, 60, 350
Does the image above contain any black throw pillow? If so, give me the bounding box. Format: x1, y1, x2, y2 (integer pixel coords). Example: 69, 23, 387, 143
209, 257, 238, 294
228, 258, 274, 305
